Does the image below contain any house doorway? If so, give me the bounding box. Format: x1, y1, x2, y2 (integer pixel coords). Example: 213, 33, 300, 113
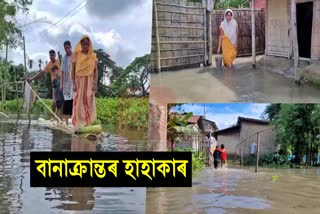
297, 2, 313, 58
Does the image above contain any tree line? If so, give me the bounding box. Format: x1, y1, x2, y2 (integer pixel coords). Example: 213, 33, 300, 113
264, 104, 320, 166
0, 52, 150, 100
188, 0, 249, 9
0, 0, 150, 99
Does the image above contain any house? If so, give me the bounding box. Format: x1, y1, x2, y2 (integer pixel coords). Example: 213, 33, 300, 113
167, 114, 218, 151
214, 117, 277, 158
265, 0, 320, 61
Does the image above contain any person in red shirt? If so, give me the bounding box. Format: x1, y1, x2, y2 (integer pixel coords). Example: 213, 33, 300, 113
220, 144, 227, 168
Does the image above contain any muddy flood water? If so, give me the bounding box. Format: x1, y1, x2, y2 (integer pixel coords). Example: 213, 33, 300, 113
146, 167, 320, 214
2, 121, 320, 214
150, 58, 320, 103
0, 121, 147, 214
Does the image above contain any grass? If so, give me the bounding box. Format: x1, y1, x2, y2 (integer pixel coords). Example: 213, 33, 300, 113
0, 97, 149, 130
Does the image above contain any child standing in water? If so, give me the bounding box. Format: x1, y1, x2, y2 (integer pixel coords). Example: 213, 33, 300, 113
52, 65, 64, 120
220, 144, 227, 168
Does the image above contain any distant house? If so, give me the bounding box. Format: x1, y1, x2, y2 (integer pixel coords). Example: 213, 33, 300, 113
214, 117, 276, 158
168, 114, 218, 151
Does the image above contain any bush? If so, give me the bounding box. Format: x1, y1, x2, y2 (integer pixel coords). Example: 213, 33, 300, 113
174, 148, 206, 171
1, 98, 149, 129
243, 153, 290, 167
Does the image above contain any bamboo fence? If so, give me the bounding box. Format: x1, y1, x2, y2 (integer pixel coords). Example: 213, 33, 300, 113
151, 0, 266, 72
212, 9, 265, 56
151, 0, 207, 72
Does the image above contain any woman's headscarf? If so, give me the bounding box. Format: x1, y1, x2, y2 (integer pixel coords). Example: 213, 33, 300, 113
220, 9, 238, 46
72, 35, 97, 76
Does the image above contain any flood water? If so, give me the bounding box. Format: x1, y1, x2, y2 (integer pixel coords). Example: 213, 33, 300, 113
146, 167, 320, 214
0, 121, 147, 214
150, 58, 320, 103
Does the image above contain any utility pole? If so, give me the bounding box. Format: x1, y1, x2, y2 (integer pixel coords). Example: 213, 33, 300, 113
23, 36, 27, 75
203, 104, 207, 119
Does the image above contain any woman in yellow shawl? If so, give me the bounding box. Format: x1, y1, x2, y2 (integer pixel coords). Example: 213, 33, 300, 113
217, 9, 238, 68
71, 35, 98, 127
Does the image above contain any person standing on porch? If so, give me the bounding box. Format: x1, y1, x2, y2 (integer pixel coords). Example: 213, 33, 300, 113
71, 35, 98, 127
217, 9, 238, 68
61, 40, 74, 126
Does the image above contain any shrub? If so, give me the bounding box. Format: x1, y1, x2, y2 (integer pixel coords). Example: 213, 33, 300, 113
244, 153, 290, 167
1, 98, 148, 129
174, 148, 206, 171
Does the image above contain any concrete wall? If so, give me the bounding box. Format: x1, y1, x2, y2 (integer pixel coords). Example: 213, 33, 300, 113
216, 129, 240, 155
239, 121, 276, 157
148, 103, 167, 151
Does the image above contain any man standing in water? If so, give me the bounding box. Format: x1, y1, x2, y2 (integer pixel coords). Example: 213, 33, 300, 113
61, 41, 73, 126
28, 50, 62, 113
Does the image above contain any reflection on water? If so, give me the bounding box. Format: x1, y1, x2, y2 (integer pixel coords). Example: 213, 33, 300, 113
146, 167, 320, 214
0, 121, 147, 214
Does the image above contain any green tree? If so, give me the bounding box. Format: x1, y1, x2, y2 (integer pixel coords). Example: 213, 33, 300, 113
188, 0, 249, 9
265, 104, 320, 166
167, 112, 195, 152
263, 104, 281, 122
125, 54, 150, 97
94, 49, 118, 97
0, 0, 32, 49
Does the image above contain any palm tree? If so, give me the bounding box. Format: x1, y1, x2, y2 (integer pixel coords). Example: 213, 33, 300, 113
28, 59, 34, 70
38, 59, 43, 70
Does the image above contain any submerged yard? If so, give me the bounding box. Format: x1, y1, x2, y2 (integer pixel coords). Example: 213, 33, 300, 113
150, 56, 320, 103
146, 167, 320, 214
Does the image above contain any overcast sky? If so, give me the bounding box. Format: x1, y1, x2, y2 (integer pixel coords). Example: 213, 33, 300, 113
171, 103, 270, 130
4, 0, 152, 69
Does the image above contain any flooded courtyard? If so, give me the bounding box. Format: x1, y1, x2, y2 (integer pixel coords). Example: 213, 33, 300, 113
150, 57, 320, 103
0, 121, 147, 214
146, 167, 320, 214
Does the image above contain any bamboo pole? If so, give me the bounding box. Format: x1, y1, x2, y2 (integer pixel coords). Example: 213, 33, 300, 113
204, 7, 207, 66
208, 9, 213, 66
25, 82, 75, 134
251, 0, 256, 68
154, 0, 161, 73
255, 132, 260, 173
291, 0, 300, 84
26, 82, 62, 123
240, 141, 243, 165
